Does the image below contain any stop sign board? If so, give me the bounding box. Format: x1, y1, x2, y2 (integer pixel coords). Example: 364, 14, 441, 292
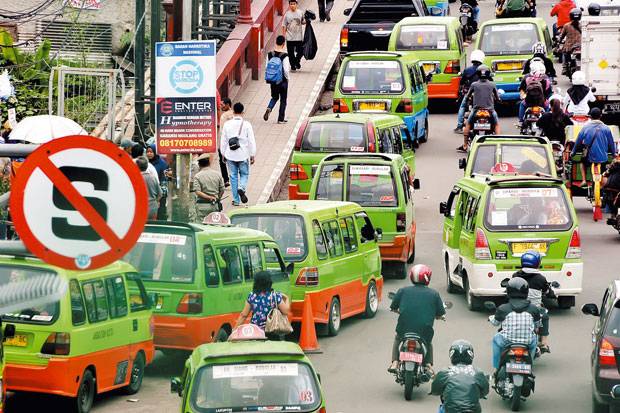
10, 136, 148, 270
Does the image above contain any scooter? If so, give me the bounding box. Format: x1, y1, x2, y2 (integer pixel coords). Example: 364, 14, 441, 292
388, 292, 452, 401
467, 108, 495, 146
520, 106, 544, 135
459, 2, 477, 42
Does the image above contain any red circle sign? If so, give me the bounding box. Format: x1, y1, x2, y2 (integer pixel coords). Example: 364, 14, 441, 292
10, 136, 148, 270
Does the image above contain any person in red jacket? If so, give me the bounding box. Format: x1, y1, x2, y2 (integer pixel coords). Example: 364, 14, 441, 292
550, 0, 576, 36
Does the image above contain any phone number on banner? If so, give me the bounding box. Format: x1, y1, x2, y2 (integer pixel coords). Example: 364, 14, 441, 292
159, 139, 214, 148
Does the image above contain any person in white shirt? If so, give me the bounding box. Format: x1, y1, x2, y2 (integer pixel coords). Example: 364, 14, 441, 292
220, 102, 256, 206
263, 35, 291, 124
563, 70, 595, 115
130, 143, 159, 183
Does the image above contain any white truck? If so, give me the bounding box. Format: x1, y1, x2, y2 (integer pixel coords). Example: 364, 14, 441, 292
581, 16, 620, 122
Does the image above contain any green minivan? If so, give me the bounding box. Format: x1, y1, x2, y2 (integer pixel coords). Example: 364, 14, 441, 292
289, 113, 416, 200
309, 153, 419, 277
170, 324, 325, 413
474, 18, 553, 102
230, 201, 382, 336
440, 175, 583, 311
123, 221, 291, 352
388, 16, 466, 100
333, 51, 431, 144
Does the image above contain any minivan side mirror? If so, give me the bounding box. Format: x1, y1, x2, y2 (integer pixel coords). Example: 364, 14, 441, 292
582, 303, 600, 317
458, 158, 467, 169
439, 201, 448, 216
171, 377, 182, 396
3, 324, 15, 339
425, 73, 433, 83
611, 384, 620, 399
375, 228, 383, 241
361, 224, 375, 242
344, 7, 352, 15
500, 278, 510, 288
412, 178, 420, 190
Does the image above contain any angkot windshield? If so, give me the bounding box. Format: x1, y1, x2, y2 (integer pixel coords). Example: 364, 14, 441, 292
340, 60, 404, 94
1, 266, 59, 324
302, 122, 366, 152
479, 23, 538, 55
396, 25, 449, 50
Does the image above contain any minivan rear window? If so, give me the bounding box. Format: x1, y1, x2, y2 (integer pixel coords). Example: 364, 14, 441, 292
231, 215, 308, 262
479, 23, 538, 55
302, 122, 366, 152
348, 164, 397, 207
485, 186, 572, 231
349, 0, 419, 23
341, 60, 404, 94
1, 266, 59, 324
397, 25, 449, 50
124, 228, 196, 283
471, 144, 552, 175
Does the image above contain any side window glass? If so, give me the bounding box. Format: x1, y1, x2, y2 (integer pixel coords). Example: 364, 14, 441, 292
315, 164, 344, 201
127, 274, 150, 312
401, 170, 409, 203
82, 279, 109, 323
313, 220, 329, 260
340, 217, 358, 253
217, 246, 243, 284
241, 244, 263, 280
322, 220, 344, 257
464, 197, 479, 232
263, 245, 287, 281
459, 192, 469, 218
409, 67, 418, 92
70, 279, 86, 325
355, 212, 375, 242
391, 128, 403, 154
456, 30, 464, 53
105, 276, 128, 319
400, 125, 413, 150
204, 246, 220, 287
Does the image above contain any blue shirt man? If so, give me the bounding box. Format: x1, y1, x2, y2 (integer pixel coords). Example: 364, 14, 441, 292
571, 112, 616, 164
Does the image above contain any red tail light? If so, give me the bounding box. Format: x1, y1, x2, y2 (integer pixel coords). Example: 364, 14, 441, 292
396, 99, 413, 113
476, 109, 490, 118
41, 332, 70, 355
407, 340, 417, 352
475, 228, 491, 260
319, 407, 327, 413
599, 338, 616, 366
531, 106, 543, 114
289, 163, 309, 181
295, 119, 308, 151
177, 293, 202, 314
295, 267, 319, 286
444, 59, 460, 74
367, 121, 376, 152
509, 347, 527, 357
396, 212, 406, 232
566, 227, 581, 259
333, 99, 350, 113
340, 27, 349, 48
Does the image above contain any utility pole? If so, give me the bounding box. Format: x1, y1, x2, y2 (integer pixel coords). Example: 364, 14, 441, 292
134, 0, 146, 141
149, 0, 161, 131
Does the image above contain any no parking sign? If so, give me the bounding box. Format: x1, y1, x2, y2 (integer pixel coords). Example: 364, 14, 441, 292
9, 136, 148, 270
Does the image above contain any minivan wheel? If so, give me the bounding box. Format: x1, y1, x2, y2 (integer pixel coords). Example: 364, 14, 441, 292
396, 262, 408, 279
364, 281, 379, 318
74, 369, 95, 413
464, 278, 482, 311
592, 393, 609, 413
327, 297, 341, 336
122, 352, 145, 395
419, 118, 429, 143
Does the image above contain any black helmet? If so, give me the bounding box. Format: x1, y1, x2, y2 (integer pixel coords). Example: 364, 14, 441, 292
588, 2, 601, 15
506, 277, 529, 299
449, 339, 475, 365
476, 64, 492, 79
569, 7, 582, 21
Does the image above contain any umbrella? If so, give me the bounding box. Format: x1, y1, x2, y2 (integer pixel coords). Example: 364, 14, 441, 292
9, 115, 87, 144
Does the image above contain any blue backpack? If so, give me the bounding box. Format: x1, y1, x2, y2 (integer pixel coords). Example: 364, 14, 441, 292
265, 53, 286, 84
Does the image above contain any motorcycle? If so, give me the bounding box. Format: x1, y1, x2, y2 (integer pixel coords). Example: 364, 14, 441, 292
550, 141, 565, 175
520, 106, 544, 135
388, 292, 452, 400
459, 2, 477, 42
467, 108, 495, 147
565, 45, 581, 80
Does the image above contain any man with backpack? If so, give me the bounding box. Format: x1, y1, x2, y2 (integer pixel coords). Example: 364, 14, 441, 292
264, 36, 291, 124
517, 61, 551, 125
496, 0, 532, 18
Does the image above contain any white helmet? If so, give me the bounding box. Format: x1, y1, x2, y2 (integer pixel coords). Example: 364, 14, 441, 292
530, 61, 546, 76
470, 49, 485, 64
531, 41, 546, 55
572, 70, 586, 85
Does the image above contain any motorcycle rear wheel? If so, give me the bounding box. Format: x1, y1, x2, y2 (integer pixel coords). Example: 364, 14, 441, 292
404, 371, 415, 401
511, 385, 522, 411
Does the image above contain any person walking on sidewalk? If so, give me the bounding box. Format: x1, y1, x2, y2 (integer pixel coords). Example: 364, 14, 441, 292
317, 0, 333, 21
283, 0, 305, 71
218, 97, 233, 187
264, 35, 290, 124
220, 102, 256, 206
192, 153, 225, 222
137, 156, 161, 220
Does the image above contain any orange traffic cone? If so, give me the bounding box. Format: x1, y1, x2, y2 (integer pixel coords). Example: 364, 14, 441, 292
299, 295, 321, 353
594, 205, 603, 221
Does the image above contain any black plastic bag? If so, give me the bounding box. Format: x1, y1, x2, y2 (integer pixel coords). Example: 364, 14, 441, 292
304, 9, 317, 21
303, 21, 318, 60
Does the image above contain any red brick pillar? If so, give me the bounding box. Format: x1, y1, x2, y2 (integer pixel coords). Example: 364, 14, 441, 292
250, 24, 261, 80
238, 0, 253, 24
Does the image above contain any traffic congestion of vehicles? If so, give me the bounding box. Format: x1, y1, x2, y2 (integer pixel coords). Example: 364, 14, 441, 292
3, 0, 620, 412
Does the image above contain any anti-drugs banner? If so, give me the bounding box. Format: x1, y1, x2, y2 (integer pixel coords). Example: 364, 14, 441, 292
155, 40, 217, 154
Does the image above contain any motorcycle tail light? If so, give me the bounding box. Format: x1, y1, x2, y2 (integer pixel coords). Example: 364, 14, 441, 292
407, 340, 416, 352
531, 106, 543, 114
509, 347, 527, 357
476, 109, 490, 118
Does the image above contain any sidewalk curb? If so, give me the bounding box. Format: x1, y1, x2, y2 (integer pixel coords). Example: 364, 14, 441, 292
257, 41, 340, 204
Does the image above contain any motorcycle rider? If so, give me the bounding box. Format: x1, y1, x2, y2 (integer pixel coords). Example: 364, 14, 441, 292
518, 61, 552, 125
459, 65, 501, 153
563, 71, 595, 116
550, 0, 576, 37
460, 0, 480, 26
431, 340, 489, 413
559, 8, 582, 77
603, 157, 620, 223
388, 264, 446, 374
454, 50, 485, 134
537, 97, 573, 144
511, 251, 552, 353
489, 278, 541, 377
522, 42, 556, 81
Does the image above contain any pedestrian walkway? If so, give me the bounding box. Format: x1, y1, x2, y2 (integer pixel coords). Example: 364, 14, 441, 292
221, 0, 346, 211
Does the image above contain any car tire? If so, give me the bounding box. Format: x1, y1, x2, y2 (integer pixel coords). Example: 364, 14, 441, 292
445, 256, 459, 294
364, 281, 379, 319
74, 369, 95, 413
327, 297, 341, 336
214, 327, 229, 342
395, 262, 408, 279
558, 296, 575, 309
407, 242, 415, 264
419, 118, 429, 143
592, 393, 610, 413
464, 277, 482, 311
122, 352, 145, 395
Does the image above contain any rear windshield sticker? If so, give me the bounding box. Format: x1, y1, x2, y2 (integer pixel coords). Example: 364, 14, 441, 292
300, 390, 314, 403
212, 363, 299, 379
350, 146, 365, 152
349, 60, 399, 69
491, 211, 508, 226
380, 195, 395, 202
31, 315, 53, 321
350, 165, 391, 175
342, 75, 356, 88
491, 23, 534, 32
520, 147, 548, 168
493, 188, 559, 199
391, 82, 402, 91
436, 40, 448, 49
402, 25, 445, 32
286, 247, 302, 255
138, 233, 187, 245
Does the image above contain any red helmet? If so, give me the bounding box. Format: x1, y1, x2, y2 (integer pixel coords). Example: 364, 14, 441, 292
409, 264, 432, 285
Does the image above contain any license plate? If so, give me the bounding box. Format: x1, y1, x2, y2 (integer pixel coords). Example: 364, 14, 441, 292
497, 62, 522, 71
605, 103, 620, 113
511, 242, 547, 255
400, 352, 423, 363
359, 102, 386, 112
4, 334, 27, 347
506, 362, 531, 374
474, 122, 491, 130
526, 115, 539, 121
423, 63, 436, 74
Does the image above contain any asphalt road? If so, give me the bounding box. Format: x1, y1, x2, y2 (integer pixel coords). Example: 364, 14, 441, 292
8, 1, 618, 412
